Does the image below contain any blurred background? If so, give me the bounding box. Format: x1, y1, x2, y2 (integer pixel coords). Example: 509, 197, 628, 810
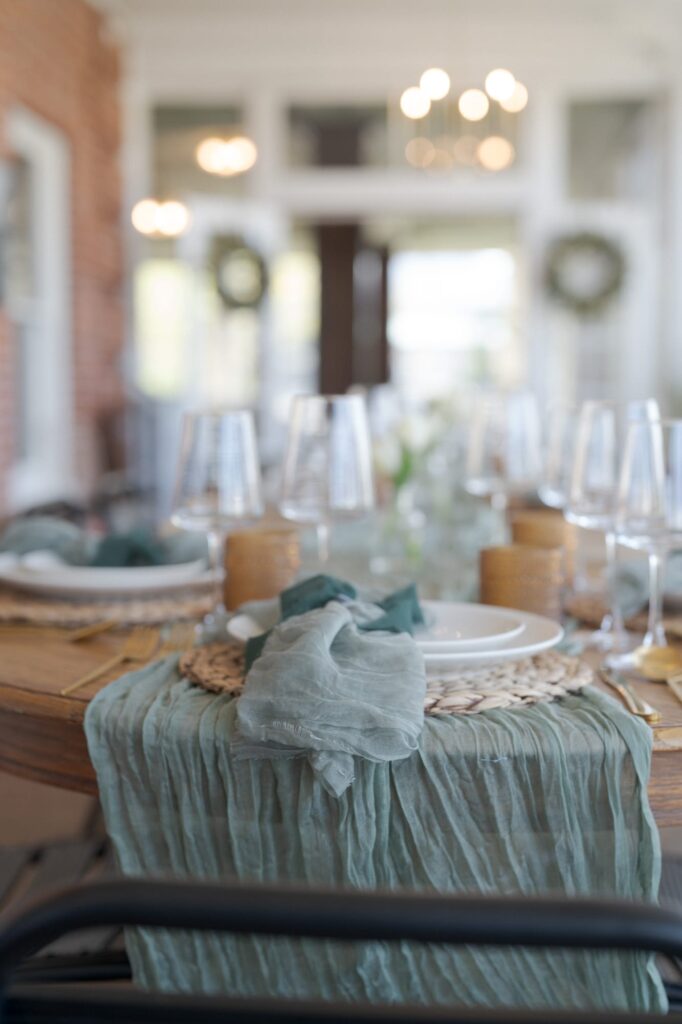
1, 0, 681, 520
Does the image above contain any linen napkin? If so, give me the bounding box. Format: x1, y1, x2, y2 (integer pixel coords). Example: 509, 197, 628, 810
91, 528, 167, 567
0, 515, 92, 565
234, 575, 426, 797
245, 575, 424, 669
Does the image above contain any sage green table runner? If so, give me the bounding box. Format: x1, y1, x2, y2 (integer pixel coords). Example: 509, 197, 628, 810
85, 662, 665, 1012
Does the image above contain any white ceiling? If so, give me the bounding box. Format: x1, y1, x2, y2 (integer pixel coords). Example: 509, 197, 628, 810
97, 0, 682, 101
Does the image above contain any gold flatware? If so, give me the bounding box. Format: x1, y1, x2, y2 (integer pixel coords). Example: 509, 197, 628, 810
61, 628, 159, 696
598, 668, 661, 723
0, 620, 117, 643
633, 646, 682, 706
63, 620, 118, 642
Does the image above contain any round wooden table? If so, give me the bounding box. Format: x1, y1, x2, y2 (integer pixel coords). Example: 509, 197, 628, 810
0, 629, 130, 795
2, 627, 682, 825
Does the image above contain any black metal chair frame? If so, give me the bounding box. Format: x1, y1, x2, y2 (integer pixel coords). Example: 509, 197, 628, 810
2, 878, 682, 1023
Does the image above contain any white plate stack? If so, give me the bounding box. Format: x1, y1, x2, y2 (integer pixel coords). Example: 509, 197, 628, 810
227, 600, 564, 674
0, 551, 213, 597
416, 601, 563, 672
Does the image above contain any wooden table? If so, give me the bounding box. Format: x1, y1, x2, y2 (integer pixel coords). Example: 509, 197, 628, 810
0, 630, 129, 795
2, 628, 682, 825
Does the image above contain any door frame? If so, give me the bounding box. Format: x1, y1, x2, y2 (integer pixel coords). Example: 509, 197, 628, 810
4, 105, 76, 511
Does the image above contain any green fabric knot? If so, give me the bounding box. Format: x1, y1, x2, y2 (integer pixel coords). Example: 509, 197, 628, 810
280, 574, 357, 619
362, 583, 425, 634
244, 575, 424, 672
91, 529, 167, 568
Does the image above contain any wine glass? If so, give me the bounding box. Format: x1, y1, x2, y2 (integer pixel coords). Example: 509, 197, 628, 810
465, 391, 542, 519
539, 406, 577, 511
565, 399, 659, 651
615, 418, 682, 650
279, 394, 375, 563
171, 409, 263, 637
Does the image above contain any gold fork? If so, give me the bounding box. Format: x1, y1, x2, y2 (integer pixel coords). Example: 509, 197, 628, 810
598, 668, 661, 723
0, 620, 117, 643
61, 628, 160, 696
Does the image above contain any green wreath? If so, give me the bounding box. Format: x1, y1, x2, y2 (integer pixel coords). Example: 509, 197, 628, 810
209, 235, 267, 310
545, 232, 625, 316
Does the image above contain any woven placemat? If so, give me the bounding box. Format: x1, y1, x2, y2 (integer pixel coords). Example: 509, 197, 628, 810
423, 651, 592, 714
0, 586, 213, 627
180, 643, 245, 694
180, 647, 592, 716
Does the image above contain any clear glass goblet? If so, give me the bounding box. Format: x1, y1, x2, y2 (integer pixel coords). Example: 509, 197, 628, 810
279, 394, 375, 564
464, 391, 542, 538
539, 405, 577, 511
171, 409, 263, 638
616, 418, 682, 651
565, 398, 659, 652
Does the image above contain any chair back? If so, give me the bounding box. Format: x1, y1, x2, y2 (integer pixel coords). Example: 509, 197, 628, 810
1, 879, 682, 1023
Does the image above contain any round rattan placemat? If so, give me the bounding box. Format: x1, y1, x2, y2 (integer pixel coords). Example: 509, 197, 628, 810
180, 643, 245, 694
423, 651, 591, 714
180, 647, 592, 716
0, 586, 213, 627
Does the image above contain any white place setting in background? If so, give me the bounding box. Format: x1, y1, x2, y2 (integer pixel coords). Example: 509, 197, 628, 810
0, 551, 212, 598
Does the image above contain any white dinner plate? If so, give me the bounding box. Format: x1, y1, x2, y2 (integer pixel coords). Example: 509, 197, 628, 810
227, 601, 543, 662
423, 610, 563, 673
416, 601, 525, 652
0, 551, 210, 597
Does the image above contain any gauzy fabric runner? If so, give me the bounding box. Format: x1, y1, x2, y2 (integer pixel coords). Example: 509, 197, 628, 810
85, 662, 665, 1013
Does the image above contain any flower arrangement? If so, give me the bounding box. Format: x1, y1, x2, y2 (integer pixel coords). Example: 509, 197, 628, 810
372, 399, 459, 501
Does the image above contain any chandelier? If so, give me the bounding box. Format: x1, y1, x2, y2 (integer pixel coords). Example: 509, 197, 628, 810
399, 67, 528, 172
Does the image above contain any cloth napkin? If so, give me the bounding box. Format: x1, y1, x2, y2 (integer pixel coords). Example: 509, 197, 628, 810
0, 515, 92, 565
234, 575, 426, 797
244, 575, 424, 668
0, 516, 207, 568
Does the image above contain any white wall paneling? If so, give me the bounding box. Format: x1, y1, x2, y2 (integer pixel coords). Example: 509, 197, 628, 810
107, 0, 682, 411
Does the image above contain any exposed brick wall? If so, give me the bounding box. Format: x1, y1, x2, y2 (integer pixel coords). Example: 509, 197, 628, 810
0, 0, 123, 510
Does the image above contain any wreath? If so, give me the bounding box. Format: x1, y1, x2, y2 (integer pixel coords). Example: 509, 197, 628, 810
545, 232, 625, 316
209, 236, 267, 310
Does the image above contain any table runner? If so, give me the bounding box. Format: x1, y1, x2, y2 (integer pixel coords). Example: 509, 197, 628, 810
85, 660, 665, 1012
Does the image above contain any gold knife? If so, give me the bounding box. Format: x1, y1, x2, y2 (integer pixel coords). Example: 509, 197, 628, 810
598, 669, 662, 723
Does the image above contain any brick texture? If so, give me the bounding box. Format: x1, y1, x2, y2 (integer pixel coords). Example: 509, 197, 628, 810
0, 0, 123, 510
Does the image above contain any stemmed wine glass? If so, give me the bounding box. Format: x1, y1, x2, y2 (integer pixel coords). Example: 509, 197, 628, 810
465, 391, 542, 522
171, 409, 263, 637
539, 405, 577, 511
565, 399, 659, 652
615, 418, 682, 651
279, 394, 375, 563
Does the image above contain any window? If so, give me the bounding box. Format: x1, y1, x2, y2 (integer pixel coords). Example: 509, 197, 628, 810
153, 105, 247, 197
386, 220, 520, 403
